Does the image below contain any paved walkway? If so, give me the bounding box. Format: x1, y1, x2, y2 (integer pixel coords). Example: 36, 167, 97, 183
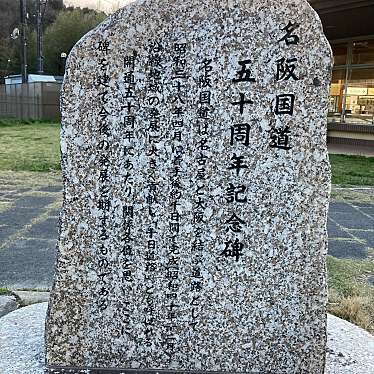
328, 198, 374, 261
0, 175, 62, 290
0, 180, 373, 290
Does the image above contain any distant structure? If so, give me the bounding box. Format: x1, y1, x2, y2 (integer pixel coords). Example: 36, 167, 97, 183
309, 0, 374, 151
4, 74, 63, 85
63, 0, 135, 14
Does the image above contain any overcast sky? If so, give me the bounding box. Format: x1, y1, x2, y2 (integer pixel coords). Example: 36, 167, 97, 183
64, 0, 135, 13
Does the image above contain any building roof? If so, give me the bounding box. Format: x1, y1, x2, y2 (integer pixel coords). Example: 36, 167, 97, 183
5, 74, 63, 85
309, 0, 374, 40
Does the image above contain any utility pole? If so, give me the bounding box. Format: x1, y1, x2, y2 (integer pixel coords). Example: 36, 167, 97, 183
20, 0, 28, 83
37, 0, 44, 75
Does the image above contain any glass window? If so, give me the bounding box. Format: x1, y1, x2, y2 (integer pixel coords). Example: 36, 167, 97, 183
328, 69, 346, 122
352, 40, 374, 65
344, 68, 374, 124
332, 44, 348, 66
328, 41, 374, 124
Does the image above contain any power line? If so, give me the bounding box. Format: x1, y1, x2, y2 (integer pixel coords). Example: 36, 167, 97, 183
37, 0, 44, 74
20, 0, 28, 83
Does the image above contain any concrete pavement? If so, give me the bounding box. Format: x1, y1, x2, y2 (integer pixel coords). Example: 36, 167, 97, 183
0, 181, 373, 291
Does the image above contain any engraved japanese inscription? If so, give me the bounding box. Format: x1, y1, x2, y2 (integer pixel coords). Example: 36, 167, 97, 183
46, 0, 332, 373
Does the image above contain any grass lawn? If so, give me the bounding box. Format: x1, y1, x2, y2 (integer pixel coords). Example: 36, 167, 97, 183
1, 119, 374, 186
0, 287, 11, 296
327, 256, 374, 334
330, 154, 374, 186
0, 119, 61, 172
1, 119, 374, 185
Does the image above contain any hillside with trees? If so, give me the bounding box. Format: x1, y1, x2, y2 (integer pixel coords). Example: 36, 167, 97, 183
0, 0, 106, 82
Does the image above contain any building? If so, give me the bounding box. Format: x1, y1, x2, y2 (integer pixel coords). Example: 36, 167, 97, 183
63, 0, 133, 14
310, 0, 374, 150
4, 74, 63, 85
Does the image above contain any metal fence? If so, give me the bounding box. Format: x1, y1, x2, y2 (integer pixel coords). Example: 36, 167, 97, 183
0, 82, 61, 121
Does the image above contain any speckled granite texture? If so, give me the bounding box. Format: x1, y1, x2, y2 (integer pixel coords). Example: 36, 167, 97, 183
46, 0, 333, 373
3, 305, 373, 374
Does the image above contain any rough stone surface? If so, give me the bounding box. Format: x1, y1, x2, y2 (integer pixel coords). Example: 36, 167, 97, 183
0, 303, 46, 374
13, 291, 50, 306
2, 304, 374, 374
0, 296, 18, 318
325, 314, 374, 374
46, 0, 332, 373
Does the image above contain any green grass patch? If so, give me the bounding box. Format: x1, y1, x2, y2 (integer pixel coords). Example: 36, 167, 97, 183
0, 120, 373, 185
0, 201, 11, 213
0, 170, 61, 189
330, 154, 374, 186
0, 119, 61, 172
0, 287, 11, 295
327, 256, 374, 333
327, 256, 374, 296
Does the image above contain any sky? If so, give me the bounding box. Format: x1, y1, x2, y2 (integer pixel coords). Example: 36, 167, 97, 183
64, 0, 135, 14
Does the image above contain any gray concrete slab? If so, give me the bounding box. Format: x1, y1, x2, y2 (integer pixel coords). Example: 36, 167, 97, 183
0, 225, 17, 241
327, 219, 351, 239
358, 207, 374, 219
352, 202, 374, 208
0, 207, 44, 228
329, 202, 355, 213
329, 210, 374, 230
37, 186, 63, 193
47, 209, 60, 218
26, 218, 59, 240
0, 238, 56, 290
348, 230, 374, 248
14, 196, 55, 209
328, 239, 368, 259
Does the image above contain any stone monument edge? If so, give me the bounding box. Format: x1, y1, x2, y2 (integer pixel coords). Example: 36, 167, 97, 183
46, 366, 279, 374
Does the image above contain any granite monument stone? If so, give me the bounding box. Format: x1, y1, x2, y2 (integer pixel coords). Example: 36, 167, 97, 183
46, 0, 333, 372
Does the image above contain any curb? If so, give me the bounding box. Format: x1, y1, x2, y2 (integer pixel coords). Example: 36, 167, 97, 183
0, 291, 50, 318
